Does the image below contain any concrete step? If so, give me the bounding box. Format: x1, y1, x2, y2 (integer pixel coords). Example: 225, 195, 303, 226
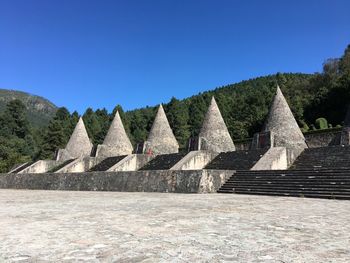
9, 162, 34, 174
220, 185, 350, 192
139, 153, 187, 170
221, 182, 350, 188
224, 190, 350, 200
291, 146, 350, 170
89, 156, 127, 172
48, 159, 76, 173
204, 149, 266, 170
218, 166, 350, 199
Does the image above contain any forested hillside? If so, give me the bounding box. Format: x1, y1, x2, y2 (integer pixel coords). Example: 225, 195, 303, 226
0, 44, 349, 172
0, 89, 57, 127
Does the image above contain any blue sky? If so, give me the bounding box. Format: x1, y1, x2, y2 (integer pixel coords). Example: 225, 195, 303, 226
0, 0, 350, 113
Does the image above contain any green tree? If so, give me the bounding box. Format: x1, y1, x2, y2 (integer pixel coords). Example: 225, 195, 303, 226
83, 108, 102, 144
0, 100, 34, 172
166, 97, 190, 149
0, 99, 30, 138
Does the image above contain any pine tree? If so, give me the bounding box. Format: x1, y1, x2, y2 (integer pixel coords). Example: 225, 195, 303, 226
95, 108, 110, 144
166, 97, 190, 149
38, 107, 73, 159
188, 96, 207, 137
83, 108, 101, 144
0, 99, 30, 138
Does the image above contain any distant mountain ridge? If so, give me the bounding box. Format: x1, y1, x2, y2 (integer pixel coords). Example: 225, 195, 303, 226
0, 89, 58, 127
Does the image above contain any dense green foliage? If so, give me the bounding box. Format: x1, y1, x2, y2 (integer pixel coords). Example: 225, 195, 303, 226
0, 44, 349, 172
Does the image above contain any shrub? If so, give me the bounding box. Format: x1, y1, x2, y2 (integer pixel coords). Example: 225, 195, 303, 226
315, 118, 328, 130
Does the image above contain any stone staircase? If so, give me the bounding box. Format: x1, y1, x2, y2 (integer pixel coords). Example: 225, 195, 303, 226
217, 146, 350, 199
89, 156, 127, 172
139, 153, 187, 170
218, 169, 350, 199
9, 162, 34, 174
48, 159, 76, 173
205, 149, 266, 170
290, 146, 350, 170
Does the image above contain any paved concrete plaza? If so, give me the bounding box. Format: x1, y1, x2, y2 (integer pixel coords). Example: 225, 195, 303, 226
0, 190, 349, 262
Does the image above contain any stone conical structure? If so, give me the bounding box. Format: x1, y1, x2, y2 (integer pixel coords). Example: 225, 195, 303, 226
56, 117, 93, 161
198, 97, 235, 152
97, 111, 133, 157
65, 117, 93, 157
144, 104, 179, 154
263, 86, 307, 149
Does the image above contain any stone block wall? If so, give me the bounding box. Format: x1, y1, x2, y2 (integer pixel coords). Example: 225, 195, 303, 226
234, 129, 343, 150
0, 169, 233, 193
304, 129, 341, 148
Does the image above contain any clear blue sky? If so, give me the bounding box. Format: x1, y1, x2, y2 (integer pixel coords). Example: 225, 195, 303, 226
1, 0, 350, 113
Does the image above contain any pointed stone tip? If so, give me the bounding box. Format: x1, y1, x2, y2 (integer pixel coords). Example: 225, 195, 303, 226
198, 96, 235, 152
145, 104, 179, 154
98, 109, 133, 157
76, 117, 87, 129
263, 84, 307, 149
276, 85, 282, 95
64, 115, 92, 158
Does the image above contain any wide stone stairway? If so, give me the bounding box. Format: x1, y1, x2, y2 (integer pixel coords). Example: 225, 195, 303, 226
205, 149, 266, 170
218, 146, 350, 199
89, 156, 127, 172
139, 153, 187, 170
9, 162, 34, 174
48, 159, 76, 173
290, 146, 350, 170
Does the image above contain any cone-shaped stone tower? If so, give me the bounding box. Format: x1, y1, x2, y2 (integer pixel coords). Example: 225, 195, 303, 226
144, 105, 179, 155
198, 97, 235, 152
57, 117, 93, 161
263, 86, 307, 150
96, 111, 133, 158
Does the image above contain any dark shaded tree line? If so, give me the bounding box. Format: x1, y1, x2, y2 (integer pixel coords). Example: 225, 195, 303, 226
0, 44, 349, 172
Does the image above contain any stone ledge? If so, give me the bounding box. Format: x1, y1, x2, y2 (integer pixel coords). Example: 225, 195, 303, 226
0, 169, 233, 193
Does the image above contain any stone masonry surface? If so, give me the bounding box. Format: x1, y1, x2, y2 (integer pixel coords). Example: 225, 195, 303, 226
199, 97, 235, 152
0, 190, 349, 262
144, 105, 179, 155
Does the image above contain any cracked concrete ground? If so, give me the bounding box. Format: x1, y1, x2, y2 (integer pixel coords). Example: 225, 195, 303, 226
0, 189, 349, 262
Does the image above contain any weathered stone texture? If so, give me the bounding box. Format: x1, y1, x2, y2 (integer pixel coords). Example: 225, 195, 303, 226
305, 130, 341, 147
170, 151, 219, 170
0, 170, 232, 193
96, 111, 133, 158
263, 86, 307, 150
1, 191, 350, 262
19, 160, 58, 174
108, 154, 153, 171
199, 97, 235, 152
144, 105, 179, 154
251, 147, 288, 170
57, 117, 93, 161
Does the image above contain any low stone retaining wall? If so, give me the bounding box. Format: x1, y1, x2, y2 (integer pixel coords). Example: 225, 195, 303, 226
0, 169, 233, 193
235, 128, 343, 150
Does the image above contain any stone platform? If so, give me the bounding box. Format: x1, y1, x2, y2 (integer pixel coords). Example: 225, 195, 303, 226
0, 190, 349, 262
